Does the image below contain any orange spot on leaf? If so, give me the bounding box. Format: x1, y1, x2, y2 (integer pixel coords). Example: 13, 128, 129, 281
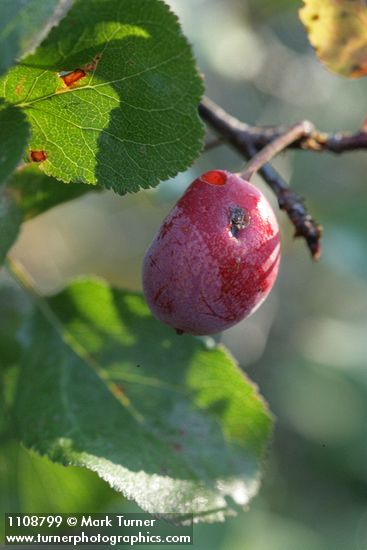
30, 150, 47, 162
59, 54, 102, 88
15, 77, 26, 96
82, 53, 102, 72
114, 384, 126, 396
61, 69, 86, 87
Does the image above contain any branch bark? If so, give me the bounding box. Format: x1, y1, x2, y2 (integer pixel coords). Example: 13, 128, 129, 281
199, 97, 367, 154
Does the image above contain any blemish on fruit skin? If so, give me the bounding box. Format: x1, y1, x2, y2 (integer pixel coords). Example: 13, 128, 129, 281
201, 170, 227, 186
153, 284, 169, 304
229, 206, 250, 238
30, 150, 47, 162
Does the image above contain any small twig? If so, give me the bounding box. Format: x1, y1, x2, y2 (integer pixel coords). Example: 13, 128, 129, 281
258, 163, 322, 260
198, 97, 323, 260
199, 97, 367, 154
241, 121, 314, 181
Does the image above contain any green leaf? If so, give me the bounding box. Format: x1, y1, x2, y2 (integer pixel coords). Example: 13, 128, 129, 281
1, 0, 204, 194
299, 0, 367, 78
14, 278, 272, 522
0, 0, 72, 76
0, 442, 116, 537
0, 104, 29, 186
0, 367, 9, 436
7, 165, 101, 221
0, 277, 29, 368
0, 190, 21, 265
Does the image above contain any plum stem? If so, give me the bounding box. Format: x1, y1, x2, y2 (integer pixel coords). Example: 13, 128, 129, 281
240, 121, 314, 182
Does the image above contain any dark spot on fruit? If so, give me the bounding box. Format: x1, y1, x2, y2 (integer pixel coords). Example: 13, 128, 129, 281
311, 13, 319, 21
201, 170, 227, 186
229, 206, 249, 237
30, 150, 47, 162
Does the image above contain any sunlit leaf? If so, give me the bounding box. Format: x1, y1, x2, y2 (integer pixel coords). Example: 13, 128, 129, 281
0, 0, 204, 194
14, 278, 272, 522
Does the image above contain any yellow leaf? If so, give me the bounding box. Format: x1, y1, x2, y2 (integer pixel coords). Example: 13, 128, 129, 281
299, 0, 367, 78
